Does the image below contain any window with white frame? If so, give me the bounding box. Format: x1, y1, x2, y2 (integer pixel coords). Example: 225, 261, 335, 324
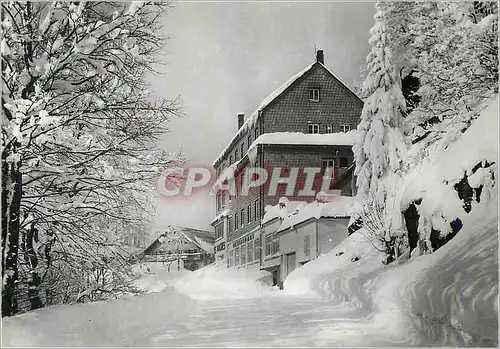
247, 204, 251, 223
265, 235, 272, 256
321, 159, 335, 189
255, 238, 261, 262
215, 223, 223, 240
272, 239, 279, 255
326, 124, 333, 134
235, 247, 240, 266
221, 192, 226, 208
309, 88, 320, 102
322, 159, 334, 170
234, 214, 238, 231
248, 241, 253, 262
227, 249, 233, 267
240, 244, 246, 265
304, 235, 311, 258
235, 173, 241, 197
340, 124, 351, 132
254, 199, 260, 220
308, 124, 320, 134
240, 209, 244, 227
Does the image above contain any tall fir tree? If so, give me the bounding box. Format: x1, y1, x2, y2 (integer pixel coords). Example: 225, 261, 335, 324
354, 1, 407, 203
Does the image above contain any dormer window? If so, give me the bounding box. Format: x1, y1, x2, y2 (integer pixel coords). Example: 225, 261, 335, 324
341, 125, 351, 132
308, 124, 320, 134
309, 88, 320, 102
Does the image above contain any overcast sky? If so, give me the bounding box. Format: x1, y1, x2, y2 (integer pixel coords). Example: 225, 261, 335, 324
148, 1, 376, 232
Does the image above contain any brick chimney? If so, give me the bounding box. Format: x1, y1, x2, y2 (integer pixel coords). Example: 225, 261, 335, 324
237, 112, 244, 129
316, 49, 324, 64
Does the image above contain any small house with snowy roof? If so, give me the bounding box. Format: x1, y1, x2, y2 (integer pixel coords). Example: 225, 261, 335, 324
140, 226, 215, 271
276, 195, 354, 285
211, 50, 363, 269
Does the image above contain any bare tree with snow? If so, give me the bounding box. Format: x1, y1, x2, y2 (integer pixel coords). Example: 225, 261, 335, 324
1, 1, 180, 316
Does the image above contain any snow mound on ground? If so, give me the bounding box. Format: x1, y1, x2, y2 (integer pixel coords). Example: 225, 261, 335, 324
284, 230, 384, 299
1, 288, 196, 347
132, 262, 189, 293
173, 263, 277, 300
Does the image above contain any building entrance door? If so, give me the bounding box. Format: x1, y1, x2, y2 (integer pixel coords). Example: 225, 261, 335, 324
286, 252, 296, 278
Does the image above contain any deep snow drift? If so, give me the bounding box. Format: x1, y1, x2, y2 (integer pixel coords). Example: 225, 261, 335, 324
173, 262, 277, 300
133, 261, 189, 293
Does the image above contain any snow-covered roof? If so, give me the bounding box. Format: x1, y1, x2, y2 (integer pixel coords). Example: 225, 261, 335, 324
212, 61, 362, 167
143, 226, 215, 255
277, 196, 355, 232
210, 209, 231, 225
180, 226, 215, 245
248, 131, 358, 155
212, 131, 359, 188
262, 200, 307, 225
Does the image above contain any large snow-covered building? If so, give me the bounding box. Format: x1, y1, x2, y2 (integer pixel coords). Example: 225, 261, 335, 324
211, 50, 363, 267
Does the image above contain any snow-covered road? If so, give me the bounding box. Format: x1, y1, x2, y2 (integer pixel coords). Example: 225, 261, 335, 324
2, 286, 406, 347
132, 294, 405, 347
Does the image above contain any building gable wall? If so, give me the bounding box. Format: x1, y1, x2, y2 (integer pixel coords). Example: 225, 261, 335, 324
262, 64, 363, 135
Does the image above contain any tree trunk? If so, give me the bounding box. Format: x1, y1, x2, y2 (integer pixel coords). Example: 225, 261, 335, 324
24, 223, 43, 310
2, 150, 22, 317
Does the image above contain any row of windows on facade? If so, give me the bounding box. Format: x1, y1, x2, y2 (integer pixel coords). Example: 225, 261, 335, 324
215, 176, 264, 211
308, 123, 350, 134
228, 239, 259, 268
216, 126, 261, 179
154, 248, 200, 255
227, 234, 311, 268
215, 199, 262, 236
215, 157, 350, 212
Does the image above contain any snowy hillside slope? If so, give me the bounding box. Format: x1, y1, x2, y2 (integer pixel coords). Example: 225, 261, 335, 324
375, 192, 498, 346
398, 96, 498, 249
285, 97, 498, 346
